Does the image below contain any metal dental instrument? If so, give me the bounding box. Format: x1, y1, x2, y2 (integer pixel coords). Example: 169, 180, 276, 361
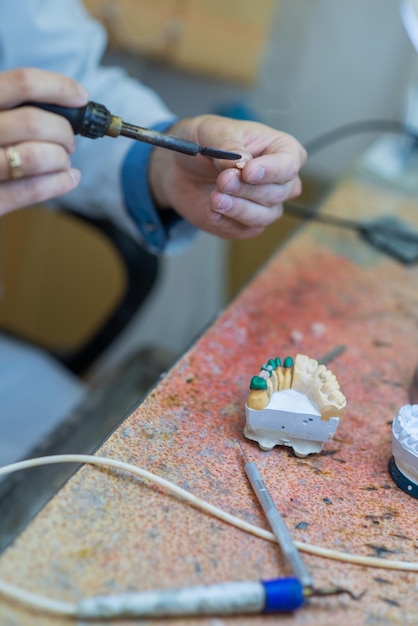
237, 444, 361, 605
241, 450, 313, 590
21, 101, 242, 160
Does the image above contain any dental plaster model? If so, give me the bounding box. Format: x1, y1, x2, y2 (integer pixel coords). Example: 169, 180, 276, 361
389, 404, 418, 498
244, 354, 346, 457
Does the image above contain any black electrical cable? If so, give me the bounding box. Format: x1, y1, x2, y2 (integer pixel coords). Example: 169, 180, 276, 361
303, 119, 418, 156
284, 118, 418, 264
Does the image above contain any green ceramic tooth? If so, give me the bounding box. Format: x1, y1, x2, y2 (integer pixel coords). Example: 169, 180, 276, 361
250, 375, 268, 390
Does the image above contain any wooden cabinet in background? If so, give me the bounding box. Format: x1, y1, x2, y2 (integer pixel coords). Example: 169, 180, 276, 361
83, 0, 277, 84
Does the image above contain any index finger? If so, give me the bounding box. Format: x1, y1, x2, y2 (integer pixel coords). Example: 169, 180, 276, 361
241, 146, 307, 186
0, 68, 89, 109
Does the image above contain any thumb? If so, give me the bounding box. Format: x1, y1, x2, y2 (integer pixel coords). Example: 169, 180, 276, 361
196, 116, 253, 169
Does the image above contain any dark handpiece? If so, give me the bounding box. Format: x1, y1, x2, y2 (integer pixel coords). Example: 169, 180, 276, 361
21, 101, 111, 138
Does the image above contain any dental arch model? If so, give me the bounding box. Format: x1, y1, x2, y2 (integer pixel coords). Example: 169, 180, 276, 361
244, 354, 346, 457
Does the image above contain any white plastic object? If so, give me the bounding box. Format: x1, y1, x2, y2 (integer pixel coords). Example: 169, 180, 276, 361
245, 389, 340, 457
390, 404, 418, 498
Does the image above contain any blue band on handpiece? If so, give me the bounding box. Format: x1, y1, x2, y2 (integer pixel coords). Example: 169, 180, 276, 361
262, 577, 305, 613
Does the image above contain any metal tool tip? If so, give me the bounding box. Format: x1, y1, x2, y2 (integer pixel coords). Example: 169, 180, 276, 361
200, 147, 242, 160
235, 439, 250, 463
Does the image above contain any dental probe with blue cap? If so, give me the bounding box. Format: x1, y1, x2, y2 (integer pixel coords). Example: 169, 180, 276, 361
18, 100, 242, 160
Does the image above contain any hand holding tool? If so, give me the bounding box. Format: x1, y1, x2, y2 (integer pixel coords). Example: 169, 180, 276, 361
21, 101, 242, 160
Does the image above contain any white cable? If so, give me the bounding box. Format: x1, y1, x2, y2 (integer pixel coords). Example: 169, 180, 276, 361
0, 579, 76, 617
0, 453, 416, 618
1, 454, 417, 570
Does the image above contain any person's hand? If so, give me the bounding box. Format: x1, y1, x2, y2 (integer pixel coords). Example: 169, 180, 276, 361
149, 114, 307, 239
0, 68, 89, 216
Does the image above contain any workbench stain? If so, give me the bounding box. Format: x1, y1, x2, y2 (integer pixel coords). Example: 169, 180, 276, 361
380, 597, 401, 608
365, 544, 400, 558
373, 577, 393, 585
295, 521, 309, 529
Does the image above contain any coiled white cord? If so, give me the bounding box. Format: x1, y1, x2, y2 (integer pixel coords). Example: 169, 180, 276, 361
0, 453, 416, 618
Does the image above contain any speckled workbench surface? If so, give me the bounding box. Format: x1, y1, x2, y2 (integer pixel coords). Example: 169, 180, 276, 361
1, 171, 418, 626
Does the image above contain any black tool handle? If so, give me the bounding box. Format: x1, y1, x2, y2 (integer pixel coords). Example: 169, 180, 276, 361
21, 101, 111, 139
18, 101, 241, 159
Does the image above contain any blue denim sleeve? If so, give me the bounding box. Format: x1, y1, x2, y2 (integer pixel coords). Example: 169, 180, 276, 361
121, 120, 197, 254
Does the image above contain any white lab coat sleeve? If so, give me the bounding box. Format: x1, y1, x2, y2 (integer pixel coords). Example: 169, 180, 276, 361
0, 0, 197, 253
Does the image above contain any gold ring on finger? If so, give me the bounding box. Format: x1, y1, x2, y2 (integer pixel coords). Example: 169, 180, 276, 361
5, 145, 23, 180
